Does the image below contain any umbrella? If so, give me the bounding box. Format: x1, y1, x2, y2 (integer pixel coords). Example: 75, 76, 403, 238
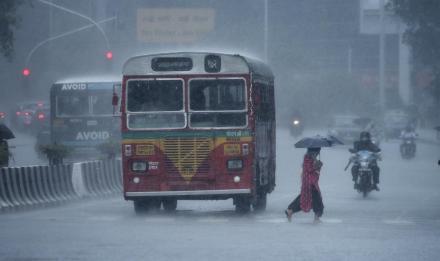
294, 135, 343, 148
0, 123, 15, 140
326, 135, 344, 145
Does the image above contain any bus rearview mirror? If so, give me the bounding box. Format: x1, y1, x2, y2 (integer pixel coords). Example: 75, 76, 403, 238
112, 92, 119, 107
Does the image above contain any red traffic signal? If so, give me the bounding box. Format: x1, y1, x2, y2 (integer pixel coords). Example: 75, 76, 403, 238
22, 68, 30, 76
105, 51, 113, 60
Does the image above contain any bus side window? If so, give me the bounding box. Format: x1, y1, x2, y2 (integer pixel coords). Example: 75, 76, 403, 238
191, 86, 206, 110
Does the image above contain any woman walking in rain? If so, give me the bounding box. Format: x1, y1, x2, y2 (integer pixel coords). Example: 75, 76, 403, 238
285, 147, 324, 223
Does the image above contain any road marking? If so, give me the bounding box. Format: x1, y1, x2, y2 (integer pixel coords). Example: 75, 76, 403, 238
144, 217, 176, 223
321, 218, 343, 224
257, 218, 287, 223
382, 219, 413, 225
88, 216, 120, 222
197, 217, 229, 223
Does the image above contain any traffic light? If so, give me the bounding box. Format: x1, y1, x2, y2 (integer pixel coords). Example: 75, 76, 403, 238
106, 51, 113, 60
22, 68, 30, 77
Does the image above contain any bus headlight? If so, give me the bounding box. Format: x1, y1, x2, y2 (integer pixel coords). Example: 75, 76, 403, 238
132, 161, 148, 172
124, 144, 132, 156
227, 159, 243, 170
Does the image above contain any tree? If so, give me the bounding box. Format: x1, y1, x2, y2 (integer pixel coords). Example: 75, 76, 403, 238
0, 0, 24, 61
388, 0, 440, 113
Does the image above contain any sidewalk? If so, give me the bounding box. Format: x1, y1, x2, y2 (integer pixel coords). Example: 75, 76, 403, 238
416, 128, 440, 146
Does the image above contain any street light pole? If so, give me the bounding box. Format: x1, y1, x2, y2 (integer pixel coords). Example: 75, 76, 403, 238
38, 0, 111, 52
264, 0, 268, 62
24, 17, 116, 69
379, 0, 386, 114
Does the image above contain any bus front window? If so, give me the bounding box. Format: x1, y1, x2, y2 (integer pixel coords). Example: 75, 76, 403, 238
126, 79, 185, 129
189, 79, 247, 128
56, 94, 89, 116
91, 91, 114, 115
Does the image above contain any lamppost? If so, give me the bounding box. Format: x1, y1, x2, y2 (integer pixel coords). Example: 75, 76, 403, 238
264, 0, 268, 62
22, 17, 116, 77
22, 1, 116, 80
38, 0, 112, 60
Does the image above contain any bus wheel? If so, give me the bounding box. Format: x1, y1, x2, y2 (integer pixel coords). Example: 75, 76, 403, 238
133, 198, 161, 214
162, 198, 177, 212
253, 192, 267, 212
234, 196, 251, 214
133, 200, 150, 214
150, 198, 162, 210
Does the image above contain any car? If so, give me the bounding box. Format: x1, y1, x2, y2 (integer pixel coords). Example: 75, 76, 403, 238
31, 106, 50, 133
384, 109, 411, 139
327, 114, 363, 143
10, 101, 47, 131
0, 111, 6, 124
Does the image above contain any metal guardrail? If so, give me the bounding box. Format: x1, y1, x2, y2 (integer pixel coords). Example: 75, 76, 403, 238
0, 159, 122, 212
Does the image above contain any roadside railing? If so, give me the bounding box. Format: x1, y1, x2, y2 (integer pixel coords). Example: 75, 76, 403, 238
0, 159, 122, 212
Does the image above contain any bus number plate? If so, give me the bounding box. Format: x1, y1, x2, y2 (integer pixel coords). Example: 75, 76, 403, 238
224, 144, 241, 156
136, 144, 155, 156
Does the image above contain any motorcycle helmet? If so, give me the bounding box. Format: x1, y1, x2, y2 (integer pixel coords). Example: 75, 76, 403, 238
360, 131, 371, 142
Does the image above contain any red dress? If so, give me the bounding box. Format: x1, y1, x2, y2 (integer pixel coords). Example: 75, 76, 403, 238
300, 154, 321, 212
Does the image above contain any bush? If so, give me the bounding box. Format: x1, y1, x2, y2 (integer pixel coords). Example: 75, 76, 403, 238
38, 143, 71, 165
96, 140, 120, 159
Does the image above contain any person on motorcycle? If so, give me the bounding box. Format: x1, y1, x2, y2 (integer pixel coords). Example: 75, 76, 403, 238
400, 124, 417, 140
351, 131, 381, 190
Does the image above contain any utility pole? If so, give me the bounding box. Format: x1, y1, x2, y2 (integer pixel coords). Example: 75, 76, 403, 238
379, 0, 386, 114
264, 0, 268, 62
348, 46, 353, 74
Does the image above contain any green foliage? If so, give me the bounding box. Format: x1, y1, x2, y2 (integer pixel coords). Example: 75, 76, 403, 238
96, 140, 120, 159
38, 143, 71, 165
388, 0, 440, 100
0, 0, 24, 61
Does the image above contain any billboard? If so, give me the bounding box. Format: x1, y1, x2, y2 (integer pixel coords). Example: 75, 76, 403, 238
137, 8, 215, 43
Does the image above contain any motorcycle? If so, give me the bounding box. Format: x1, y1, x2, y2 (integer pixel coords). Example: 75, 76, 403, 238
345, 149, 381, 198
289, 117, 304, 137
400, 133, 416, 159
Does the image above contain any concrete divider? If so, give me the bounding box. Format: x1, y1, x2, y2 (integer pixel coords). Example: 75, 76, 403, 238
0, 159, 122, 212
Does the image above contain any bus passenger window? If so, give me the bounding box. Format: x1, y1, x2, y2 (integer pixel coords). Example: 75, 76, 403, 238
56, 95, 88, 116
190, 87, 206, 110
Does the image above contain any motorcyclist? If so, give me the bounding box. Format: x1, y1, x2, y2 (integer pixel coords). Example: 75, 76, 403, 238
350, 131, 381, 191
400, 124, 417, 140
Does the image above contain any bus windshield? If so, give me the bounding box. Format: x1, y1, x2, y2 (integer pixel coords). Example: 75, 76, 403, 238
56, 93, 89, 116
126, 79, 185, 129
189, 78, 247, 128
56, 91, 115, 117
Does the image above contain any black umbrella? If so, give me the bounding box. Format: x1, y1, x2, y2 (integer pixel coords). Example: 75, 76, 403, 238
294, 135, 344, 148
326, 135, 344, 146
0, 124, 15, 140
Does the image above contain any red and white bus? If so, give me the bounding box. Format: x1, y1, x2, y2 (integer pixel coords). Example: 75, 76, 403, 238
120, 52, 275, 213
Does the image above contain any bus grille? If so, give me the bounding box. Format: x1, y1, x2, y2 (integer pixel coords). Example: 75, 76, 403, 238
162, 137, 213, 181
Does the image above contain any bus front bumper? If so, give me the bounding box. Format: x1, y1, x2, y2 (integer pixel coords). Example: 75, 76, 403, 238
125, 189, 251, 198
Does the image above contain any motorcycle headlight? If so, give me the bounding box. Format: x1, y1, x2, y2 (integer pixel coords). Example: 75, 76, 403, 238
293, 120, 300, 125
360, 162, 369, 168
132, 161, 148, 172
227, 159, 243, 170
